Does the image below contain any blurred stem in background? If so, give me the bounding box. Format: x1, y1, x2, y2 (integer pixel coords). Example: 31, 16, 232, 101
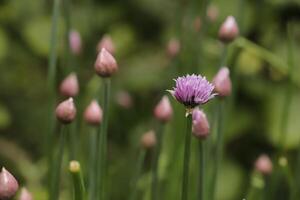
69, 161, 87, 200
97, 78, 111, 200
198, 140, 206, 200
46, 0, 60, 197
88, 128, 98, 200
49, 125, 67, 200
181, 113, 193, 200
151, 123, 164, 200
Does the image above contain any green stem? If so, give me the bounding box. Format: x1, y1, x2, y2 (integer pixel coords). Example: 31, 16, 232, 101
181, 113, 193, 200
97, 78, 111, 200
129, 149, 146, 200
198, 141, 205, 200
70, 161, 87, 200
49, 125, 67, 200
88, 128, 97, 200
151, 124, 164, 200
211, 100, 224, 200
220, 45, 228, 67
62, 0, 73, 72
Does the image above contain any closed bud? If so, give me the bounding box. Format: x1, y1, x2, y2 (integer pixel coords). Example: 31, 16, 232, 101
141, 130, 156, 149
193, 16, 202, 32
69, 160, 81, 173
0, 167, 19, 200
218, 16, 239, 43
19, 188, 33, 200
206, 5, 219, 22
192, 108, 210, 139
167, 38, 180, 58
94, 48, 118, 77
115, 91, 133, 109
97, 35, 115, 55
84, 100, 103, 126
59, 73, 79, 97
255, 154, 273, 175
69, 30, 82, 55
212, 67, 232, 97
55, 98, 76, 124
154, 95, 173, 123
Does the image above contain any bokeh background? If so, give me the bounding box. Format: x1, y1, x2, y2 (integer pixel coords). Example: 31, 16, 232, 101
1, 0, 300, 199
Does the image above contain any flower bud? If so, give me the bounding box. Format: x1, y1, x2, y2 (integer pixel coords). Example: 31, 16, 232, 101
141, 130, 156, 149
255, 154, 273, 175
193, 16, 202, 32
206, 5, 219, 22
115, 91, 133, 109
218, 16, 239, 43
0, 167, 19, 200
84, 100, 103, 126
97, 35, 115, 55
167, 38, 180, 58
59, 73, 79, 97
154, 95, 173, 123
94, 48, 118, 77
192, 108, 210, 139
69, 30, 82, 55
212, 67, 232, 97
69, 160, 81, 173
19, 188, 33, 200
55, 98, 76, 124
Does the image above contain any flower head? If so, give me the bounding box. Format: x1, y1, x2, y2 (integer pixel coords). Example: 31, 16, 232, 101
59, 72, 79, 97
84, 100, 103, 126
0, 167, 19, 200
212, 67, 232, 97
97, 35, 115, 54
140, 130, 156, 149
169, 74, 215, 108
255, 154, 273, 175
167, 38, 180, 58
154, 95, 173, 123
218, 16, 239, 43
55, 98, 77, 124
69, 30, 82, 55
94, 48, 118, 77
19, 187, 33, 200
192, 108, 210, 139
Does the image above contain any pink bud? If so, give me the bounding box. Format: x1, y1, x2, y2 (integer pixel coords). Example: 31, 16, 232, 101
255, 154, 273, 175
167, 38, 180, 58
212, 67, 232, 97
193, 16, 202, 32
69, 30, 82, 55
55, 98, 77, 124
19, 188, 33, 200
84, 100, 103, 126
59, 73, 79, 97
192, 108, 210, 139
154, 96, 173, 123
218, 16, 239, 43
0, 167, 19, 200
115, 91, 133, 109
206, 5, 219, 22
94, 48, 118, 77
141, 130, 156, 149
97, 35, 115, 55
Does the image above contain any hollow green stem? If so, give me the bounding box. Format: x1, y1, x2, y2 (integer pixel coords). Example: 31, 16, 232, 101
69, 161, 87, 200
88, 128, 98, 200
49, 125, 67, 200
97, 78, 111, 200
198, 140, 205, 200
151, 123, 164, 200
181, 113, 193, 200
129, 149, 146, 200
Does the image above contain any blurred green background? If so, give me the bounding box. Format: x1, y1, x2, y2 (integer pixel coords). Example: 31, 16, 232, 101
1, 0, 300, 199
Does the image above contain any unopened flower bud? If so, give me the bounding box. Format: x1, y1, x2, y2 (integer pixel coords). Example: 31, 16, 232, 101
255, 154, 273, 175
69, 160, 81, 173
218, 16, 239, 43
69, 30, 82, 55
0, 167, 19, 200
59, 73, 79, 97
167, 38, 180, 58
154, 96, 173, 123
206, 5, 219, 22
212, 67, 232, 97
97, 35, 115, 54
115, 91, 133, 109
84, 100, 103, 126
19, 188, 33, 200
194, 16, 202, 32
55, 98, 76, 124
141, 130, 156, 149
192, 108, 210, 139
94, 48, 118, 77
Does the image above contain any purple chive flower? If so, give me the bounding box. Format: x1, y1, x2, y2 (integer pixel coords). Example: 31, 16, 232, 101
169, 74, 215, 108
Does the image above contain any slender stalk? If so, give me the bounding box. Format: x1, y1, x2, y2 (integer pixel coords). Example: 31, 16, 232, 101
151, 124, 164, 200
181, 113, 193, 200
88, 128, 98, 200
62, 0, 72, 72
198, 141, 205, 200
211, 100, 224, 200
220, 45, 228, 67
129, 149, 146, 200
68, 122, 77, 160
97, 78, 111, 200
69, 161, 87, 200
49, 125, 67, 200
